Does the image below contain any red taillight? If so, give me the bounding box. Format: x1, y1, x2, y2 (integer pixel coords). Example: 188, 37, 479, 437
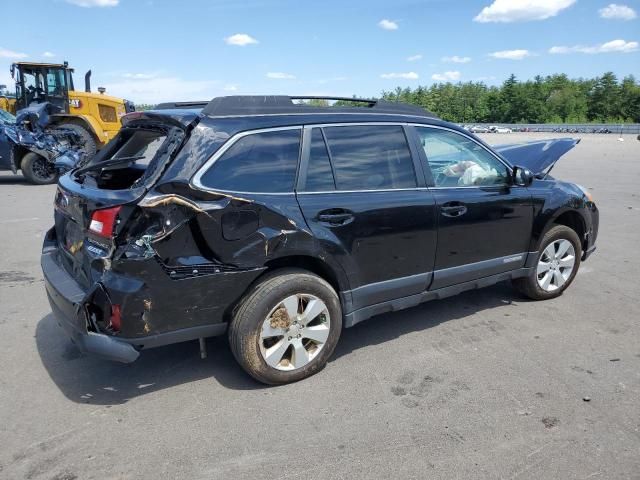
89, 206, 122, 238
109, 304, 122, 332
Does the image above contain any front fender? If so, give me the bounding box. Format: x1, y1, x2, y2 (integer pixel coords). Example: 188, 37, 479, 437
529, 179, 596, 252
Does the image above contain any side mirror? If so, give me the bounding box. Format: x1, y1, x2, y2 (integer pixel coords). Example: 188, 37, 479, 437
512, 166, 534, 186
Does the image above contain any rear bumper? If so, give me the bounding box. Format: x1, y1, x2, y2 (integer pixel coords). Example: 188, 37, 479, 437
42, 244, 232, 363
42, 249, 140, 363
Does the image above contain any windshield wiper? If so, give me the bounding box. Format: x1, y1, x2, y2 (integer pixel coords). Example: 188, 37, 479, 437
75, 155, 146, 176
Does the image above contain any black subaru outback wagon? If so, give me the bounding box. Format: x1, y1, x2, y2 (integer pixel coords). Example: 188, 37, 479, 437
42, 96, 598, 384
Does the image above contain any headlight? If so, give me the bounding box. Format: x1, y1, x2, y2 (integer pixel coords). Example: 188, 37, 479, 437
576, 184, 594, 202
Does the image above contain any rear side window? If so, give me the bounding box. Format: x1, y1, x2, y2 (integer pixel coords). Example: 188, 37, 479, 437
199, 129, 301, 193
322, 125, 416, 190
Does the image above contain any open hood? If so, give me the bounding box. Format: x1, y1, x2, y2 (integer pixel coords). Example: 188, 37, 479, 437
493, 138, 580, 177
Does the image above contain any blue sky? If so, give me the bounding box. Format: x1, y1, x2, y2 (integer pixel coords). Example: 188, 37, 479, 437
1, 0, 638, 104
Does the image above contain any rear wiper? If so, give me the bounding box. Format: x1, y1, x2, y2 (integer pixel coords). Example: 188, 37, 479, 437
75, 155, 145, 176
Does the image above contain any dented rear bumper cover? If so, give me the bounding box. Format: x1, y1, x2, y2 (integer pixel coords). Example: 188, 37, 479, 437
42, 249, 140, 363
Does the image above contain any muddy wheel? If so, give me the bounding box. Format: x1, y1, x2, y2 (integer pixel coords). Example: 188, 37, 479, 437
513, 225, 581, 300
229, 269, 342, 385
21, 152, 58, 185
56, 123, 97, 159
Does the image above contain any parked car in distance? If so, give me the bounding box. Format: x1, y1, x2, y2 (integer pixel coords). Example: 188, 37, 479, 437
489, 125, 513, 133
42, 96, 598, 384
470, 125, 490, 133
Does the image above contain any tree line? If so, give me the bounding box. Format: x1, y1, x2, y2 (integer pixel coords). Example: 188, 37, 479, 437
380, 72, 640, 124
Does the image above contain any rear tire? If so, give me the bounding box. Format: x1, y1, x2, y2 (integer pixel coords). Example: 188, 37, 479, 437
56, 123, 97, 159
513, 224, 582, 300
21, 152, 58, 185
229, 269, 342, 385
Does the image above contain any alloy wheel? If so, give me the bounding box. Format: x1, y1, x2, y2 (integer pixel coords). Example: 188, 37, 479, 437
537, 239, 576, 292
259, 294, 331, 371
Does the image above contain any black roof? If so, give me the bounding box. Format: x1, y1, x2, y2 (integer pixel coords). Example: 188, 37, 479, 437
195, 96, 437, 118
155, 101, 209, 110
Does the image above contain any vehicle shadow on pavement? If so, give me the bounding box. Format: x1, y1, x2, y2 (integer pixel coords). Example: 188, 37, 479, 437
36, 282, 524, 404
334, 281, 520, 360
0, 175, 30, 185
35, 314, 264, 405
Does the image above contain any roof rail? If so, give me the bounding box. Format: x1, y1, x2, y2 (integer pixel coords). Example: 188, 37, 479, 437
155, 101, 209, 110
201, 95, 437, 118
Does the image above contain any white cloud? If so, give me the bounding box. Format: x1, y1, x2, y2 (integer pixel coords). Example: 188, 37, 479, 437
442, 55, 471, 63
474, 0, 575, 23
66, 0, 118, 7
489, 49, 532, 60
407, 54, 423, 62
102, 76, 218, 104
431, 71, 461, 82
599, 4, 637, 20
549, 39, 638, 54
223, 84, 238, 92
122, 72, 159, 80
266, 72, 296, 79
224, 33, 259, 46
380, 72, 419, 80
0, 47, 27, 59
42, 51, 55, 58
378, 19, 399, 30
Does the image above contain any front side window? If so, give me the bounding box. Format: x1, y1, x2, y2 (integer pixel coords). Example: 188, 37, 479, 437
199, 129, 301, 193
416, 127, 509, 187
322, 125, 416, 191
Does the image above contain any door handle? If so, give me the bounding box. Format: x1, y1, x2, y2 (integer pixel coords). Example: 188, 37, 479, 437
317, 209, 354, 225
441, 203, 467, 218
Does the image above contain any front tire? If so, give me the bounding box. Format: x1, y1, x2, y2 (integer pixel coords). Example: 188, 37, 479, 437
229, 269, 342, 385
21, 152, 58, 185
513, 224, 582, 300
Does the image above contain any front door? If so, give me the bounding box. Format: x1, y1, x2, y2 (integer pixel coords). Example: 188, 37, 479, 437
296, 124, 438, 310
412, 126, 533, 289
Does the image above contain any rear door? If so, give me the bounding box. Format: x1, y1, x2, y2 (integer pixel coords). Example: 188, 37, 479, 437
296, 124, 438, 310
411, 126, 533, 289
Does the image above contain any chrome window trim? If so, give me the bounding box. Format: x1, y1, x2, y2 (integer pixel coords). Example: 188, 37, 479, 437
190, 125, 303, 195
190, 121, 517, 196
297, 187, 432, 195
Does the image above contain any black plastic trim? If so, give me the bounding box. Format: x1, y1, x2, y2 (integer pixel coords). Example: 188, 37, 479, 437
344, 267, 533, 328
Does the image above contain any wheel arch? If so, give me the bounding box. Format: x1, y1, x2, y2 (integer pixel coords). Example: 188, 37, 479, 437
222, 255, 349, 324
542, 210, 587, 252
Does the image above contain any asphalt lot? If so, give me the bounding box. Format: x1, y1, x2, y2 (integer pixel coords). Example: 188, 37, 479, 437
1, 133, 639, 480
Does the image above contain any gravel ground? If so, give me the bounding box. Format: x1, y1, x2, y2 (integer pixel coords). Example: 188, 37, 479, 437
1, 133, 639, 480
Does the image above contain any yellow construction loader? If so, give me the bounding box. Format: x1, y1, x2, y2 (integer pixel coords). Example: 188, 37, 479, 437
1, 61, 134, 155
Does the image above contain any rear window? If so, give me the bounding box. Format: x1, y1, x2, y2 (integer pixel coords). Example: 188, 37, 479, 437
198, 129, 301, 193
74, 125, 182, 190
322, 125, 416, 191
111, 129, 166, 166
